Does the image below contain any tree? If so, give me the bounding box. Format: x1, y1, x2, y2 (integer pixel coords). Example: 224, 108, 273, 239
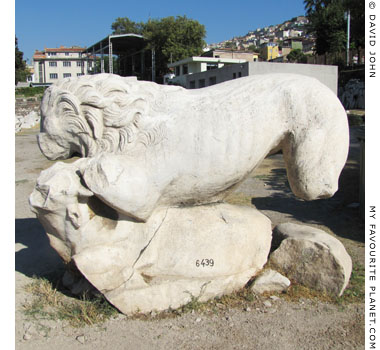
247, 44, 259, 52
224, 41, 237, 49
287, 49, 307, 63
304, 0, 346, 55
111, 16, 206, 80
15, 37, 29, 85
304, 0, 364, 62
111, 17, 144, 35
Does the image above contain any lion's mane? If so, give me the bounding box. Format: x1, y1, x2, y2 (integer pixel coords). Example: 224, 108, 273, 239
41, 74, 165, 157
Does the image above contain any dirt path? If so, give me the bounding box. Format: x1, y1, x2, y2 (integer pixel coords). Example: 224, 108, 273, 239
15, 127, 364, 350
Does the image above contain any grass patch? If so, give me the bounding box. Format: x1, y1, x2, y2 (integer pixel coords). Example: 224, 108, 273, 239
16, 86, 47, 98
336, 263, 365, 304
278, 283, 334, 303
23, 277, 118, 328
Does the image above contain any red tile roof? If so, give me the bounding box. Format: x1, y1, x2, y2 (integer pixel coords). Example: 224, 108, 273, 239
33, 50, 46, 59
33, 46, 86, 59
45, 46, 85, 53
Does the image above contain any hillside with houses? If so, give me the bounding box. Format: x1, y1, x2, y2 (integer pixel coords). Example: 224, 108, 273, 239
206, 16, 314, 62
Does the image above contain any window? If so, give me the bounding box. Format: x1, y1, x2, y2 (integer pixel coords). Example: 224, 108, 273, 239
189, 81, 196, 89
63, 61, 71, 67
77, 73, 84, 77
63, 73, 71, 78
209, 76, 217, 86
198, 79, 205, 88
182, 64, 188, 75
48, 52, 57, 56
50, 73, 58, 79
65, 52, 70, 56
207, 63, 218, 71
38, 62, 44, 83
77, 61, 84, 67
49, 61, 57, 67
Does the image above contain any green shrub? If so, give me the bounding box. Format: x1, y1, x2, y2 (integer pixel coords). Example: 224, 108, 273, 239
15, 86, 47, 97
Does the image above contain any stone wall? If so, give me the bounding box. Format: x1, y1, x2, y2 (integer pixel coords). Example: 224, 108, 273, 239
15, 97, 41, 116
15, 97, 41, 133
248, 62, 338, 95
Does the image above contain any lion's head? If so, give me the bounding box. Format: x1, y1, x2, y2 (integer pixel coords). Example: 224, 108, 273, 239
38, 74, 155, 160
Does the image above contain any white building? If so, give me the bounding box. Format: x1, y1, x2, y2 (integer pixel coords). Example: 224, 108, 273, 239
289, 29, 303, 37
167, 56, 247, 87
167, 49, 260, 87
168, 61, 338, 95
32, 46, 91, 84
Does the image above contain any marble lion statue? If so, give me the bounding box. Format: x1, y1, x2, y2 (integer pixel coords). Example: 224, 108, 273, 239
37, 73, 349, 221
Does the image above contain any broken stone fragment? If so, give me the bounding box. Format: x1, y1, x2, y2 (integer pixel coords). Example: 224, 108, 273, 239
250, 269, 290, 294
269, 223, 352, 296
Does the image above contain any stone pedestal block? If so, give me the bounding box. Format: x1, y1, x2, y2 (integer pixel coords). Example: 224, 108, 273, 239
30, 163, 272, 314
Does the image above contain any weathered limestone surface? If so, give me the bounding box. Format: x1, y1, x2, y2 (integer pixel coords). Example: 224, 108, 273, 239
269, 223, 352, 296
250, 269, 291, 294
29, 73, 351, 313
15, 111, 40, 133
30, 161, 272, 314
37, 73, 349, 222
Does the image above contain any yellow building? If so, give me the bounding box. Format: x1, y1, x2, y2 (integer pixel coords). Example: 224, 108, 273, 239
260, 43, 279, 61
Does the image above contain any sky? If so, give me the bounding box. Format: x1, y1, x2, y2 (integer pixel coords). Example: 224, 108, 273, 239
15, 0, 307, 64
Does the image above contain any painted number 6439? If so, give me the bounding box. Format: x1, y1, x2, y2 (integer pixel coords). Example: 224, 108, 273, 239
196, 259, 214, 267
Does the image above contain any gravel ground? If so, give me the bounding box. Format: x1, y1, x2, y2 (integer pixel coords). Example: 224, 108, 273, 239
15, 126, 364, 350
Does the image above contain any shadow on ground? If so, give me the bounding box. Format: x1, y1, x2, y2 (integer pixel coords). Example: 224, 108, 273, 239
252, 161, 364, 243
15, 218, 64, 278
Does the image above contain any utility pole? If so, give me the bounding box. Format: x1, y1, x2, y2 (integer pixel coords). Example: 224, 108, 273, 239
345, 10, 351, 66
151, 48, 155, 82
109, 37, 113, 74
